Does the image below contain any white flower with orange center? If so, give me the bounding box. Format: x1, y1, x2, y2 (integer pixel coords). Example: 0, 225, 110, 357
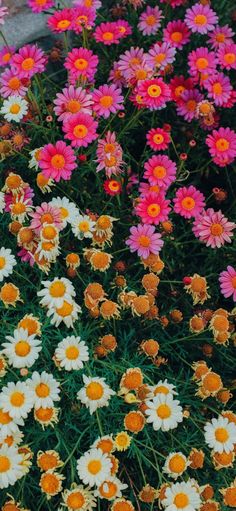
26, 371, 60, 410
77, 448, 112, 487
37, 277, 76, 308
92, 435, 115, 455
0, 444, 24, 489
39, 470, 64, 498
148, 379, 177, 399
163, 452, 190, 479
95, 476, 128, 501
204, 416, 236, 453
0, 247, 16, 282
163, 480, 201, 511
9, 196, 33, 222
47, 299, 81, 327
2, 327, 41, 368
55, 335, 89, 371
28, 147, 43, 170
50, 196, 79, 227
0, 408, 23, 442
36, 239, 60, 263
72, 214, 96, 240
145, 394, 183, 431
0, 381, 34, 419
62, 484, 96, 511
0, 96, 28, 122
77, 375, 115, 414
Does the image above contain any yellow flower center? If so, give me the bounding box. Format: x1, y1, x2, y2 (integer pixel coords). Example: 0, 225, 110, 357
138, 235, 151, 248
0, 409, 11, 425
147, 203, 161, 217
41, 225, 57, 240
88, 459, 102, 474
215, 427, 229, 442
171, 31, 183, 43
210, 223, 223, 236
76, 15, 88, 25
65, 346, 79, 360
103, 31, 113, 41
21, 57, 35, 71
56, 301, 74, 317
181, 197, 195, 210
194, 14, 207, 25
100, 95, 113, 108
212, 82, 223, 95
147, 85, 161, 97
51, 154, 65, 169
154, 386, 169, 395
67, 99, 81, 113
67, 492, 85, 509
8, 77, 21, 90
196, 57, 208, 70
0, 257, 6, 270
155, 53, 166, 64
60, 207, 69, 219
10, 104, 21, 114
153, 166, 166, 178
15, 340, 31, 356
0, 456, 10, 473
156, 404, 171, 419
153, 134, 164, 144
169, 454, 186, 473
231, 276, 236, 289
57, 19, 71, 30
73, 124, 88, 138
35, 383, 50, 398
49, 281, 66, 298
146, 15, 156, 26
78, 220, 90, 232
86, 382, 104, 400
174, 493, 189, 508
75, 58, 88, 70
10, 391, 25, 407
215, 138, 229, 151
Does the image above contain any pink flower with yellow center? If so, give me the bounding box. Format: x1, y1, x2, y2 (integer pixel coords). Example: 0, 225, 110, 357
65, 47, 99, 82
72, 6, 96, 33
28, 0, 55, 13
193, 208, 236, 248
146, 42, 176, 71
163, 20, 190, 49
53, 85, 93, 121
138, 6, 163, 36
63, 112, 98, 148
169, 75, 194, 103
103, 179, 122, 196
92, 84, 124, 118
219, 266, 236, 301
0, 69, 28, 98
126, 223, 164, 258
0, 46, 15, 67
96, 131, 123, 177
144, 155, 176, 190
136, 192, 171, 225
204, 73, 232, 107
176, 89, 203, 122
208, 25, 234, 50
206, 127, 236, 163
217, 43, 236, 71
47, 8, 74, 33
188, 47, 217, 79
11, 44, 47, 79
185, 3, 218, 34
137, 78, 171, 111
38, 140, 77, 182
30, 202, 63, 235
117, 47, 145, 80
146, 127, 171, 151
173, 186, 205, 219
94, 22, 121, 45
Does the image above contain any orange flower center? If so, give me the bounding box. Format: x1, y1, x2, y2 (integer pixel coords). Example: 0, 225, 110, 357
49, 281, 66, 298
153, 165, 166, 178
231, 276, 236, 289
10, 391, 25, 407
187, 99, 197, 112
22, 57, 35, 71
65, 346, 79, 360
15, 341, 30, 356
35, 382, 50, 398
175, 85, 185, 97
147, 85, 161, 97
212, 82, 223, 95
57, 19, 71, 30
224, 52, 235, 64
51, 154, 65, 169
146, 15, 156, 26
10, 104, 21, 114
8, 77, 21, 90
156, 404, 171, 419
56, 300, 73, 317
215, 427, 229, 442
67, 99, 81, 113
155, 53, 166, 64
215, 138, 229, 151
210, 223, 223, 236
100, 95, 113, 108
215, 33, 225, 42
196, 57, 208, 70
100, 481, 117, 498
147, 203, 161, 217
41, 472, 60, 493
41, 225, 57, 240
174, 493, 189, 508
138, 235, 151, 248
86, 382, 104, 400
67, 492, 85, 509
0, 456, 10, 473
169, 454, 186, 473
181, 196, 195, 210
154, 385, 169, 395
103, 31, 113, 41
75, 58, 88, 70
153, 134, 164, 144
0, 409, 11, 425
40, 212, 54, 225
73, 124, 88, 138
87, 459, 102, 474
0, 257, 6, 270
171, 31, 183, 43
194, 14, 207, 25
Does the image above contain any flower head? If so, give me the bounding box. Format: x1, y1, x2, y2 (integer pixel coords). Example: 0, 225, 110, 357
11, 44, 47, 78
185, 3, 218, 34
92, 84, 124, 118
219, 266, 236, 301
193, 208, 235, 248
138, 6, 163, 36
38, 141, 77, 182
126, 224, 163, 258
173, 186, 205, 219
63, 112, 98, 148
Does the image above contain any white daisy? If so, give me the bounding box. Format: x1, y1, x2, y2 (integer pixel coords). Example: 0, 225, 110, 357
77, 375, 115, 415
47, 299, 82, 328
204, 416, 236, 454
9, 196, 33, 222
0, 192, 5, 214
163, 452, 190, 480
0, 247, 16, 282
145, 394, 183, 431
0, 381, 34, 419
95, 476, 128, 500
77, 448, 112, 487
55, 335, 89, 371
148, 379, 177, 398
2, 327, 42, 368
162, 480, 201, 511
71, 214, 96, 240
26, 371, 60, 410
0, 96, 28, 123
35, 240, 60, 263
62, 485, 96, 510
0, 444, 24, 489
37, 277, 76, 309
50, 196, 79, 227
28, 147, 43, 170
0, 408, 23, 442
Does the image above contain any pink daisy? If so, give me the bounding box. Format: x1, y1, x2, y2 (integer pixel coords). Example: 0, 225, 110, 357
30, 202, 63, 235
169, 75, 194, 103
208, 25, 234, 50
108, 62, 126, 87
223, 90, 236, 109
93, 22, 120, 45
160, 0, 186, 7
188, 47, 217, 80
103, 179, 122, 196
219, 266, 236, 301
139, 182, 161, 197
73, 0, 101, 9
204, 73, 232, 107
47, 8, 74, 33
17, 248, 35, 267
0, 68, 28, 98
217, 43, 236, 71
146, 42, 176, 71
176, 89, 203, 122
173, 186, 205, 219
115, 20, 132, 39
163, 20, 190, 49
137, 78, 171, 111
53, 85, 93, 121
11, 44, 47, 79
185, 3, 218, 34
72, 6, 96, 33
193, 208, 235, 248
206, 128, 236, 165
38, 140, 77, 182
117, 47, 145, 80
63, 112, 98, 148
0, 46, 15, 67
92, 84, 124, 119
143, 155, 176, 189
146, 127, 170, 151
136, 192, 171, 225
138, 6, 163, 36
64, 47, 99, 83
27, 0, 55, 13
96, 131, 123, 177
4, 187, 34, 213
126, 223, 163, 259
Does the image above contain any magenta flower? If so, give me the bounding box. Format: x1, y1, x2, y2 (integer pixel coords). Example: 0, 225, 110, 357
185, 3, 218, 34
38, 141, 77, 182
96, 131, 123, 177
173, 186, 205, 219
64, 47, 99, 83
93, 22, 121, 45
11, 44, 47, 79
146, 42, 176, 71
204, 73, 232, 107
188, 47, 217, 79
207, 25, 234, 50
137, 78, 171, 111
136, 192, 171, 225
217, 43, 236, 71
0, 46, 15, 67
219, 266, 236, 301
117, 47, 145, 79
30, 202, 63, 235
72, 6, 96, 33
163, 20, 190, 49
63, 112, 98, 148
144, 155, 176, 189
28, 0, 55, 13
138, 6, 163, 36
176, 89, 204, 122
206, 127, 236, 166
53, 85, 93, 121
146, 127, 171, 151
47, 8, 74, 33
92, 84, 124, 119
0, 69, 28, 98
126, 224, 164, 258
193, 208, 236, 248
